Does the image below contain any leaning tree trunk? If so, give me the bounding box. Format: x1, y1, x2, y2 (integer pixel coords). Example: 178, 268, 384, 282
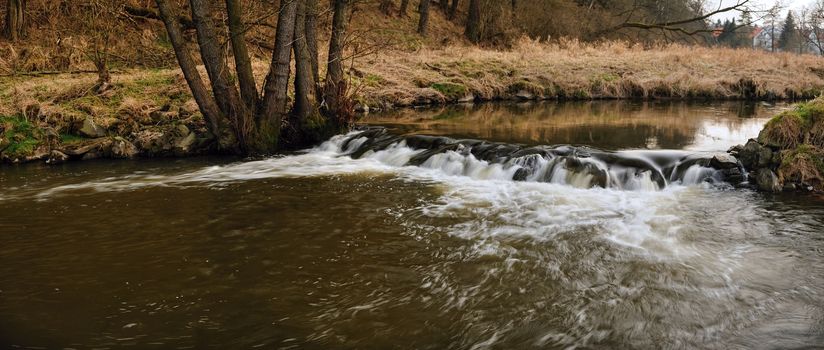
3, 0, 25, 41
465, 0, 481, 43
189, 0, 249, 149
226, 0, 258, 117
154, 0, 224, 142
417, 0, 430, 36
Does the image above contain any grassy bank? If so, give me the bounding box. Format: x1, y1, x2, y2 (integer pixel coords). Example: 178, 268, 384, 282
735, 97, 824, 192
354, 39, 824, 108
2, 42, 824, 163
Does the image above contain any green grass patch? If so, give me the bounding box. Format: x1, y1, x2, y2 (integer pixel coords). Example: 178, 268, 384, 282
0, 115, 41, 158
431, 82, 467, 100
60, 133, 86, 144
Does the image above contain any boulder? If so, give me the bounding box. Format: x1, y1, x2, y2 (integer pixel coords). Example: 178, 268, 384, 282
710, 153, 738, 169
111, 137, 138, 159
133, 124, 198, 157
737, 139, 761, 169
755, 168, 782, 193
78, 117, 107, 138
173, 132, 196, 155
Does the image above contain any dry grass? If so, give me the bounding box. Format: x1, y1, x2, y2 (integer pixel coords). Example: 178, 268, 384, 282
759, 112, 806, 149
352, 38, 824, 108
2, 39, 824, 143
779, 145, 824, 187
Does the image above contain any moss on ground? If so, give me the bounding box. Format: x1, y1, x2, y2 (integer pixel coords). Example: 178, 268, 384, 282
0, 115, 41, 158
431, 82, 467, 100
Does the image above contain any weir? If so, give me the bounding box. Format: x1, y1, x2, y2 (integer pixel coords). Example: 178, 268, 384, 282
331, 127, 746, 191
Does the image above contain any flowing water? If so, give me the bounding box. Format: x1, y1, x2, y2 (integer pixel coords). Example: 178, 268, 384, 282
2, 101, 824, 349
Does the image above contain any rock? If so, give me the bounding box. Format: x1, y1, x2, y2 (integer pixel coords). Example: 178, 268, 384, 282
22, 147, 50, 163
173, 132, 196, 155
710, 153, 739, 169
721, 167, 745, 185
457, 94, 475, 103
150, 110, 177, 124
133, 129, 167, 156
755, 168, 782, 192
62, 138, 112, 158
515, 90, 536, 100
728, 144, 744, 157
111, 137, 138, 159
78, 117, 106, 138
46, 150, 69, 165
354, 104, 370, 113
133, 124, 198, 157
737, 139, 761, 169
757, 144, 776, 168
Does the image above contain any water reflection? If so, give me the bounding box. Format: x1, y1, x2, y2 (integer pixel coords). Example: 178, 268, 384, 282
363, 101, 789, 151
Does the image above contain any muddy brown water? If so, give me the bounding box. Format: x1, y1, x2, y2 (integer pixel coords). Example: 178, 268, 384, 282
2, 101, 824, 349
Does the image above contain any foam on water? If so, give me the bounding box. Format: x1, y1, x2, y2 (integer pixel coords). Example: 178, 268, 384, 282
19, 131, 728, 260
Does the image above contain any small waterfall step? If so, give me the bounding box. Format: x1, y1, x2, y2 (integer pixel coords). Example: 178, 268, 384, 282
337, 127, 746, 191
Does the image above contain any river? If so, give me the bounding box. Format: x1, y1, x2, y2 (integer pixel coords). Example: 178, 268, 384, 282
1, 101, 823, 349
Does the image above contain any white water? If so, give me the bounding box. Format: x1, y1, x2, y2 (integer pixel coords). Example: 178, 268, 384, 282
22, 132, 737, 261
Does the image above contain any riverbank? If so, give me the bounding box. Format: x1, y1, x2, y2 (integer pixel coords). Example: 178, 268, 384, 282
732, 97, 824, 193
354, 39, 824, 108
2, 42, 824, 164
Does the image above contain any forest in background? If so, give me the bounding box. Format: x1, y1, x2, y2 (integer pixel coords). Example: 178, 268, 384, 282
2, 0, 818, 74
1, 0, 824, 160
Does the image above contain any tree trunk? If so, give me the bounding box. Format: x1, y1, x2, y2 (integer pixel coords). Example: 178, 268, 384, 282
3, 0, 25, 41
226, 0, 258, 116
153, 0, 224, 142
379, 0, 392, 15
305, 0, 320, 89
399, 0, 409, 17
448, 0, 459, 20
259, 0, 298, 149
417, 0, 430, 36
465, 0, 481, 43
189, 0, 250, 150
293, 0, 317, 120
324, 0, 351, 126
290, 0, 327, 146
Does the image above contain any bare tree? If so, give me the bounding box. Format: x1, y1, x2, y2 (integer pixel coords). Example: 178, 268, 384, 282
465, 0, 480, 43
801, 2, 824, 55
379, 0, 393, 15
399, 0, 410, 16
324, 0, 354, 127
448, 0, 459, 20
154, 0, 352, 153
418, 0, 431, 35
3, 0, 25, 41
